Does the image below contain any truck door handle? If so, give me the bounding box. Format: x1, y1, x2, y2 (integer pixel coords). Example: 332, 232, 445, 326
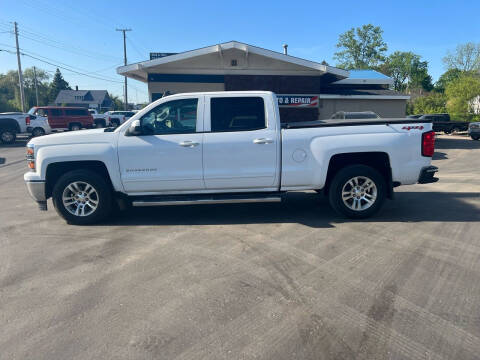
179, 140, 199, 147
253, 138, 273, 144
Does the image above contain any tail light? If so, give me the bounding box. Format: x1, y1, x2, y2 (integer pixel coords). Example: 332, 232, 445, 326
26, 116, 30, 126
422, 130, 435, 157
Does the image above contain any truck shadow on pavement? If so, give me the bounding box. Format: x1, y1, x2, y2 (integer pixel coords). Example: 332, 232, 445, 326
435, 137, 480, 150
104, 191, 480, 228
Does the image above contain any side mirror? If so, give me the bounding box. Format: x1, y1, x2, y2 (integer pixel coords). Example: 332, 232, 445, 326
127, 119, 142, 136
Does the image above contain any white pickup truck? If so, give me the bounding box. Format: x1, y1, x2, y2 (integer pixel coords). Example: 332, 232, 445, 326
87, 109, 125, 128
24, 91, 438, 225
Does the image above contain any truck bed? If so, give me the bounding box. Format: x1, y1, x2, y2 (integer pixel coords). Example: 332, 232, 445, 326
282, 118, 433, 129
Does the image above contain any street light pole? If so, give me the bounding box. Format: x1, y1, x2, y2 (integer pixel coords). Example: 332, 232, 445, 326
116, 28, 131, 111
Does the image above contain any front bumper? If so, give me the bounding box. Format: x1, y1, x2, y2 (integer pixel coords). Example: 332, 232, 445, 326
418, 166, 439, 184
468, 128, 480, 135
25, 180, 47, 210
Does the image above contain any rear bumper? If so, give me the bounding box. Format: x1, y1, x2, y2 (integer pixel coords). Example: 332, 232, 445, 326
418, 166, 439, 184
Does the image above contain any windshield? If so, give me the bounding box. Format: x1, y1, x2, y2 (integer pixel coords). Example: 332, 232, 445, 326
27, 107, 36, 115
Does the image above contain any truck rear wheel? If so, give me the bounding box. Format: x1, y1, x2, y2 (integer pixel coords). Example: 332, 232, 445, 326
471, 135, 480, 141
328, 165, 386, 219
52, 169, 112, 225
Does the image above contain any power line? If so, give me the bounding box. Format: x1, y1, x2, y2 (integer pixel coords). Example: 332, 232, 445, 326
0, 46, 123, 84
0, 41, 122, 82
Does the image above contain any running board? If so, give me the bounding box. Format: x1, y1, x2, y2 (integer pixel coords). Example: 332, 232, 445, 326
131, 193, 282, 207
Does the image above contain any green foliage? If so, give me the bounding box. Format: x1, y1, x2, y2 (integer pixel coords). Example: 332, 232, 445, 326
109, 94, 124, 110
412, 93, 447, 115
48, 68, 71, 103
434, 69, 465, 92
380, 51, 432, 92
334, 24, 387, 69
445, 74, 480, 121
443, 42, 480, 72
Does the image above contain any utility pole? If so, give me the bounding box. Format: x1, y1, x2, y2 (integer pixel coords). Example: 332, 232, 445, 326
116, 28, 131, 110
14, 22, 26, 112
33, 66, 39, 106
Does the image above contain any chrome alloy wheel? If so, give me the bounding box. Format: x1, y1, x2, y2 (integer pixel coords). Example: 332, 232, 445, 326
62, 181, 99, 216
341, 176, 377, 211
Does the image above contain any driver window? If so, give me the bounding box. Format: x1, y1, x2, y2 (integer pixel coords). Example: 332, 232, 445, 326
140, 98, 198, 135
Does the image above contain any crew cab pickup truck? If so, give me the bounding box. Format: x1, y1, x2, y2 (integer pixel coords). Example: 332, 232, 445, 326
0, 112, 31, 144
24, 91, 439, 225
412, 114, 469, 134
88, 109, 125, 128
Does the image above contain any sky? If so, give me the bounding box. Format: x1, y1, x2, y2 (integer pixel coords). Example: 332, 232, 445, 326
1, 0, 479, 104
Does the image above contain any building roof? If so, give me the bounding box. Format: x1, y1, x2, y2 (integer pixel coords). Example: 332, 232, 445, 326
319, 88, 409, 100
54, 90, 110, 105
117, 41, 349, 82
332, 69, 393, 85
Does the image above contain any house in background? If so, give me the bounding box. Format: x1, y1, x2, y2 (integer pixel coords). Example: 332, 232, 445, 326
54, 89, 114, 111
117, 41, 409, 122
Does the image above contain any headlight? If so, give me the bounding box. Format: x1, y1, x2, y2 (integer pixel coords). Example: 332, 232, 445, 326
26, 144, 35, 170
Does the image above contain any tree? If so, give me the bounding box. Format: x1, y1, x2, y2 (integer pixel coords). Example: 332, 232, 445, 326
334, 24, 387, 69
445, 74, 480, 120
380, 51, 431, 92
434, 68, 464, 93
110, 94, 124, 110
23, 67, 50, 109
412, 93, 447, 115
48, 68, 71, 103
443, 42, 480, 72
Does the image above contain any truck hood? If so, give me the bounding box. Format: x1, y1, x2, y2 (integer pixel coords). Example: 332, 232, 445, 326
28, 129, 116, 147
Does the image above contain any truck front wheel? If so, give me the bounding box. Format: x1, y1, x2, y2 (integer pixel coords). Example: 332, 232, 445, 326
328, 165, 386, 219
0, 129, 16, 144
52, 169, 112, 225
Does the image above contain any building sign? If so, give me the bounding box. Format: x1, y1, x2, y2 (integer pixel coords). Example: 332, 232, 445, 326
149, 52, 178, 60
277, 95, 319, 108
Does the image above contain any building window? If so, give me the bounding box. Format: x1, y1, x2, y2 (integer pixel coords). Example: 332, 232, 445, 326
230, 59, 237, 67
74, 96, 84, 101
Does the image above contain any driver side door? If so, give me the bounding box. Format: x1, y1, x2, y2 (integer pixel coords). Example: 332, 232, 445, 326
118, 96, 205, 194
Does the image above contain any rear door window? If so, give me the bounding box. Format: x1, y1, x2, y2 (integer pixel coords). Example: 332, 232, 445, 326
210, 97, 265, 132
65, 109, 88, 116
49, 109, 63, 117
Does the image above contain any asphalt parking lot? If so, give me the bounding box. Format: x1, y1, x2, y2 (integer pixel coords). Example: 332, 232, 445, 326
1, 135, 479, 360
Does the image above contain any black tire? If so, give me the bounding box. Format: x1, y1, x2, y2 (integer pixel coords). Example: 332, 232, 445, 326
69, 123, 81, 131
31, 127, 45, 137
52, 169, 112, 225
95, 120, 106, 128
328, 165, 386, 219
0, 129, 17, 144
444, 129, 452, 135
471, 135, 480, 141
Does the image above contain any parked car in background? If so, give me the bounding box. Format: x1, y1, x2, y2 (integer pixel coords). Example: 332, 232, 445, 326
27, 115, 51, 137
24, 91, 438, 225
28, 106, 94, 131
0, 112, 31, 144
469, 122, 480, 140
105, 110, 134, 125
417, 114, 469, 134
88, 109, 125, 128
331, 111, 380, 120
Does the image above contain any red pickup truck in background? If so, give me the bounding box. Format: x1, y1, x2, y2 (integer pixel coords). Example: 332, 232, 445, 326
28, 106, 94, 131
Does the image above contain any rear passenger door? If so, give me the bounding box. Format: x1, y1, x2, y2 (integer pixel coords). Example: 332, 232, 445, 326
203, 95, 280, 190
47, 108, 64, 129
